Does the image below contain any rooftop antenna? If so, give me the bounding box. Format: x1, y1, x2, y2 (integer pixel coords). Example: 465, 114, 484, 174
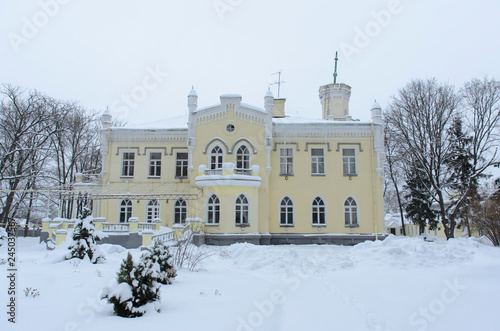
270, 70, 286, 98
333, 51, 338, 84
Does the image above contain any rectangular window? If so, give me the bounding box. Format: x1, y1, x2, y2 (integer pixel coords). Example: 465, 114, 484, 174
121, 152, 135, 177
311, 148, 325, 175
176, 152, 188, 178
342, 148, 356, 175
149, 152, 162, 177
279, 148, 293, 175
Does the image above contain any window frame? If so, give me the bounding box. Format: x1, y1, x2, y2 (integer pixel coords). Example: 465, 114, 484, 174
121, 152, 135, 178
174, 199, 187, 224
209, 145, 224, 170
206, 194, 220, 225
342, 148, 357, 176
148, 152, 162, 178
344, 196, 359, 227
235, 194, 250, 226
175, 152, 188, 178
279, 196, 294, 226
146, 199, 160, 223
279, 147, 294, 176
235, 145, 251, 171
119, 200, 132, 223
311, 148, 325, 176
311, 196, 326, 226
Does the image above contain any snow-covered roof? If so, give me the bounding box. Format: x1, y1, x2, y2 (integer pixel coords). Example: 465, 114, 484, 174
121, 115, 188, 130
273, 115, 369, 125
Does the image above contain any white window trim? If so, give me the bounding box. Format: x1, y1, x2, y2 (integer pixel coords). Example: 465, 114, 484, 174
209, 144, 225, 170
119, 200, 133, 223
175, 152, 189, 178
148, 152, 162, 178
343, 196, 360, 227
311, 196, 327, 226
173, 199, 187, 224
145, 199, 160, 222
311, 147, 325, 176
205, 193, 220, 226
121, 152, 135, 178
342, 147, 357, 176
279, 195, 295, 226
279, 147, 294, 176
235, 193, 250, 226
235, 144, 251, 171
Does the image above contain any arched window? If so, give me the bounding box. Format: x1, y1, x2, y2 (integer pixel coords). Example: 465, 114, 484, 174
207, 194, 220, 224
236, 145, 250, 171
235, 194, 249, 225
210, 146, 224, 170
174, 199, 187, 224
280, 196, 294, 226
119, 200, 132, 223
344, 197, 358, 226
146, 200, 160, 223
312, 196, 326, 225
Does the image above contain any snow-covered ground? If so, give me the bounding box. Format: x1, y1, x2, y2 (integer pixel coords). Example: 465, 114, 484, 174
1, 235, 499, 331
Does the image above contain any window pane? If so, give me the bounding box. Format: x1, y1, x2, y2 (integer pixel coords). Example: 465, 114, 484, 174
343, 149, 355, 156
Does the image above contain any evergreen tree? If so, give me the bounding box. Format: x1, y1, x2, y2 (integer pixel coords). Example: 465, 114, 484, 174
404, 163, 438, 234
142, 241, 177, 285
445, 116, 479, 235
102, 252, 161, 318
67, 206, 105, 263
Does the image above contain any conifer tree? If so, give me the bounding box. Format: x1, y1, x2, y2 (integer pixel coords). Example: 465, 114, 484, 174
404, 163, 438, 234
67, 206, 105, 263
102, 252, 161, 317
142, 240, 177, 285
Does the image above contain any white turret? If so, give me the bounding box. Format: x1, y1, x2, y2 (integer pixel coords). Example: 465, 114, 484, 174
371, 100, 383, 124
101, 107, 112, 129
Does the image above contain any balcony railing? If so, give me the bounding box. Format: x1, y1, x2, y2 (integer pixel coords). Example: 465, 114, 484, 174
205, 169, 222, 176
234, 168, 252, 175
102, 223, 130, 232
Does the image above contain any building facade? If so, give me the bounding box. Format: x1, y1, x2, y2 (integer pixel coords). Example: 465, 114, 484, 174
92, 80, 386, 245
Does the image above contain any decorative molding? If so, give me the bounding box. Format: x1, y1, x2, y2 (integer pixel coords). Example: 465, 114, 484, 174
170, 147, 189, 156
203, 137, 229, 154
336, 143, 363, 152
273, 142, 300, 152
142, 147, 168, 156
305, 142, 331, 152
115, 147, 141, 156
230, 138, 257, 154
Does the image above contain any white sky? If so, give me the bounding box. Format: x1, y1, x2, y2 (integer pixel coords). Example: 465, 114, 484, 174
1, 0, 499, 124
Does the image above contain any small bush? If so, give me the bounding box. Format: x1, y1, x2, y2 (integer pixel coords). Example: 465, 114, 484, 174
102, 253, 160, 318
142, 240, 177, 285
66, 208, 105, 263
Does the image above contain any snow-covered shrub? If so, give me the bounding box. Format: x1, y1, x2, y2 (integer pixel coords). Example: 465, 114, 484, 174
66, 208, 105, 263
102, 252, 160, 318
142, 240, 177, 284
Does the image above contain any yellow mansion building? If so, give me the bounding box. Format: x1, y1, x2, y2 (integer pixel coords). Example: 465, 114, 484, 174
90, 79, 386, 245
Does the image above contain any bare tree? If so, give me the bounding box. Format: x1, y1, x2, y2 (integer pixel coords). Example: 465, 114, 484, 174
384, 127, 406, 235
386, 77, 500, 239
385, 78, 460, 239
0, 85, 56, 224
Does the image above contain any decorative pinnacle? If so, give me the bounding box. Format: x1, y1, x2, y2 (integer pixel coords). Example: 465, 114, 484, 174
333, 51, 338, 84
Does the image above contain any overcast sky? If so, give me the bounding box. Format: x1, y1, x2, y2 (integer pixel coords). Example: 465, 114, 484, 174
1, 0, 499, 124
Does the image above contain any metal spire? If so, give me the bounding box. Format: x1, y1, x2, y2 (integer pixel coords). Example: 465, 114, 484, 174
333, 51, 338, 84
